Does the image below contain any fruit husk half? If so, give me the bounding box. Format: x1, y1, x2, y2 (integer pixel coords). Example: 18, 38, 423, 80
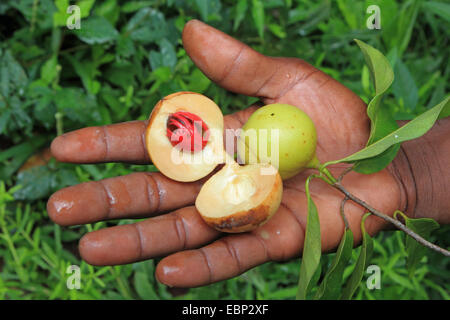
195, 162, 283, 233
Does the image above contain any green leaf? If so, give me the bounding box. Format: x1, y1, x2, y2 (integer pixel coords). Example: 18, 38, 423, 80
13, 165, 79, 201
64, 54, 100, 94
268, 23, 286, 39
392, 60, 418, 111
117, 35, 135, 58
0, 50, 28, 97
438, 101, 450, 120
13, 166, 54, 201
186, 69, 211, 93
0, 136, 48, 180
9, 96, 33, 132
355, 39, 394, 95
40, 56, 59, 85
351, 39, 399, 174
352, 144, 401, 174
194, 0, 222, 22
354, 39, 395, 134
251, 0, 265, 39
133, 271, 159, 300
105, 64, 137, 90
341, 213, 373, 300
72, 16, 118, 44
148, 51, 163, 71
423, 1, 450, 22
315, 228, 354, 300
77, 0, 96, 17
336, 0, 359, 29
54, 87, 101, 125
121, 1, 156, 13
233, 0, 248, 31
126, 8, 167, 44
296, 176, 321, 300
54, 0, 69, 12
95, 0, 120, 25
195, 0, 209, 21
159, 38, 177, 70
395, 0, 421, 56
0, 109, 11, 134
325, 96, 450, 167
394, 211, 440, 278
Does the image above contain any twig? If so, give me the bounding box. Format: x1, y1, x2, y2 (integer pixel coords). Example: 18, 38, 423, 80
340, 196, 350, 229
331, 181, 450, 257
337, 165, 354, 183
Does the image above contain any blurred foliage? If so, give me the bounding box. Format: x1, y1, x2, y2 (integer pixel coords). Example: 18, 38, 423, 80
0, 0, 449, 299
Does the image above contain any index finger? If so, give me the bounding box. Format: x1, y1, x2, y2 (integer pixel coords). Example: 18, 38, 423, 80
50, 108, 256, 164
50, 120, 150, 164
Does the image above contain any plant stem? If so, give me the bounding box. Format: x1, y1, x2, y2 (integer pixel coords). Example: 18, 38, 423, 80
340, 196, 350, 229
55, 112, 64, 136
315, 164, 449, 256
330, 179, 450, 257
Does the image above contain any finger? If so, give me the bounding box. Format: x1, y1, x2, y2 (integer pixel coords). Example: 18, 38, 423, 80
182, 19, 319, 100
50, 120, 150, 164
155, 205, 305, 287
79, 206, 220, 266
47, 172, 202, 226
50, 107, 256, 164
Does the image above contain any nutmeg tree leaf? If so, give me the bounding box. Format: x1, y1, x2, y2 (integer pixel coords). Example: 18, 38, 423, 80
296, 176, 321, 300
315, 228, 354, 300
341, 213, 373, 300
352, 39, 399, 174
336, 40, 449, 174
325, 96, 450, 167
394, 211, 440, 278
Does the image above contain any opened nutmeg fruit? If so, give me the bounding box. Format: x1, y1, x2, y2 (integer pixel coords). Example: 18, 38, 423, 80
145, 92, 283, 233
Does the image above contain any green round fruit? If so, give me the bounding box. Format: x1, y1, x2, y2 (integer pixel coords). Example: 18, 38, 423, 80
237, 103, 318, 179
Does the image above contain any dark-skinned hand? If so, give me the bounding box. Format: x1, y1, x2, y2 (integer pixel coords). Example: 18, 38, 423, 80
47, 20, 405, 288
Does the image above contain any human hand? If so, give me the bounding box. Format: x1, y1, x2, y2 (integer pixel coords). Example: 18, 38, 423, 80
47, 20, 406, 287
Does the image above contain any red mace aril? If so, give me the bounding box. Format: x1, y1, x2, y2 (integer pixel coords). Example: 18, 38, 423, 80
166, 111, 210, 152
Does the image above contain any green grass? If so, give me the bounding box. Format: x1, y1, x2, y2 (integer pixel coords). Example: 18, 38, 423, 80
0, 0, 449, 300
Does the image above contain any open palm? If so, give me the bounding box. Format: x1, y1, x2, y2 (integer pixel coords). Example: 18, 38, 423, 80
47, 20, 404, 287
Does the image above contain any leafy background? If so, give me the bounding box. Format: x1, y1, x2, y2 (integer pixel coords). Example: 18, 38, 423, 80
0, 0, 449, 299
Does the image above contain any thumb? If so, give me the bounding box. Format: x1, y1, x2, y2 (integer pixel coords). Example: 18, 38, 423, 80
182, 19, 317, 100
